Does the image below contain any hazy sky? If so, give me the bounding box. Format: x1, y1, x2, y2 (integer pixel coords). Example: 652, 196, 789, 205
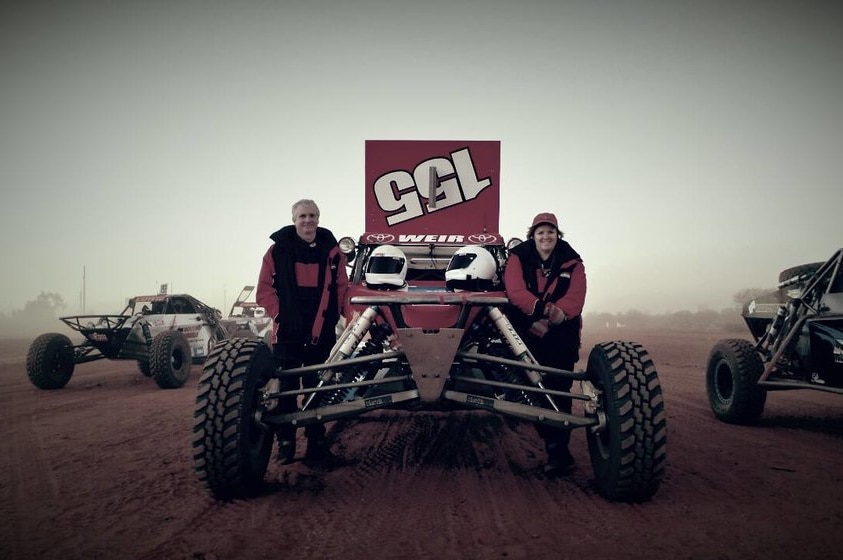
1, 0, 842, 317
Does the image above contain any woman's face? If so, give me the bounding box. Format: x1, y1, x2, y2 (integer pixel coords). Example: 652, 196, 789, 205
532, 224, 558, 255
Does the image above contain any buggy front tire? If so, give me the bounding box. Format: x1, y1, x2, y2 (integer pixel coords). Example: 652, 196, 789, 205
26, 333, 75, 390
192, 338, 275, 500
706, 338, 766, 425
585, 341, 667, 503
137, 360, 152, 377
150, 330, 191, 389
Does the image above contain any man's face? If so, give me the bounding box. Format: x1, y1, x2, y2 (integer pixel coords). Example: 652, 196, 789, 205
294, 204, 319, 240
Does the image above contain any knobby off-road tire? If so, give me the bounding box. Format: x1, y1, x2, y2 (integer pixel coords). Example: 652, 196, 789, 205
586, 341, 667, 503
26, 333, 76, 390
706, 338, 766, 425
150, 330, 191, 389
137, 360, 152, 377
193, 338, 275, 500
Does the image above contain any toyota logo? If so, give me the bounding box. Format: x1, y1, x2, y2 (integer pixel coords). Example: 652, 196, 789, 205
468, 233, 498, 244
364, 233, 395, 244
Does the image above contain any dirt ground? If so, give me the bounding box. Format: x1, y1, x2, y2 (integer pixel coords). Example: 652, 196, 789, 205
2, 327, 842, 560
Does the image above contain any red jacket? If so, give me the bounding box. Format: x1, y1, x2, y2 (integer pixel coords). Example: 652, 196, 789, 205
504, 252, 586, 319
257, 226, 348, 345
504, 239, 586, 365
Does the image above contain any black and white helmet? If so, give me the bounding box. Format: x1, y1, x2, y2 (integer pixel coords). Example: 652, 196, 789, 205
445, 245, 499, 291
365, 244, 408, 290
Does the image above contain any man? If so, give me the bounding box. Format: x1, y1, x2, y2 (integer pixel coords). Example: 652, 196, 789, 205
504, 212, 587, 476
256, 199, 348, 468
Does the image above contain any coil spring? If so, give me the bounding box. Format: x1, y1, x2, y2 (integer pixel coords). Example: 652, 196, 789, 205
470, 318, 537, 407
489, 358, 538, 406
319, 321, 393, 406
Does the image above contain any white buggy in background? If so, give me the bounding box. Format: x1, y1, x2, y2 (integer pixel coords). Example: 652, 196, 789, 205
222, 285, 273, 342
26, 292, 229, 390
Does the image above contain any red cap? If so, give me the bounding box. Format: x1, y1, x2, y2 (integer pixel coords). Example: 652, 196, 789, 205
528, 212, 558, 237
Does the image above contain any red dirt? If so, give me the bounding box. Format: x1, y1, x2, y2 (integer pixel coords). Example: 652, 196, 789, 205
2, 328, 842, 560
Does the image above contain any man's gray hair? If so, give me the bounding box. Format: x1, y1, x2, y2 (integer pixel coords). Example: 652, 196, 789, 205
291, 199, 320, 220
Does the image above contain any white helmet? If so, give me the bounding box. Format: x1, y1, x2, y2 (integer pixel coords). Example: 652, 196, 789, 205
365, 244, 408, 289
446, 245, 499, 291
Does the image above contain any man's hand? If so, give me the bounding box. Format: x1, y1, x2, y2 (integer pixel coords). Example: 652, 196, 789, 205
529, 319, 549, 338
544, 303, 566, 325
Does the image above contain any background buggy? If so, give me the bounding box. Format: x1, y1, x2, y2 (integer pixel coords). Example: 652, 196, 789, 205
221, 285, 272, 342
27, 292, 228, 390
707, 248, 843, 424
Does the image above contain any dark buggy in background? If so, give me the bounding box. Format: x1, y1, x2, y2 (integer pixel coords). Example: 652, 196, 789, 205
707, 248, 843, 424
193, 236, 668, 503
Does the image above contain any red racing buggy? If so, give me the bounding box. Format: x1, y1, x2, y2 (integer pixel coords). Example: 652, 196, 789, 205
192, 141, 667, 503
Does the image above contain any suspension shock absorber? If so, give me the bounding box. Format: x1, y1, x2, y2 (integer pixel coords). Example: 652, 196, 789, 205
771, 298, 804, 357
768, 305, 788, 339
321, 321, 395, 406
361, 321, 392, 356
327, 306, 381, 371
302, 306, 380, 410
466, 319, 535, 405
757, 305, 787, 355
485, 307, 559, 412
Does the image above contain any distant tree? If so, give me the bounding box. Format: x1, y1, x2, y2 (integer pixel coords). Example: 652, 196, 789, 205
585, 307, 746, 332
717, 308, 746, 332
617, 309, 651, 328
590, 312, 616, 328
0, 292, 67, 338
733, 288, 773, 310
13, 292, 65, 318
693, 308, 721, 330
668, 310, 694, 329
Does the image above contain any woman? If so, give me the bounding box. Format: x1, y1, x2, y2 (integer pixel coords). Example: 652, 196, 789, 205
504, 212, 587, 475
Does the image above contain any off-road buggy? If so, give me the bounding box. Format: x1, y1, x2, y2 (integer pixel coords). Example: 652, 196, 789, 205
26, 292, 228, 390
706, 248, 843, 424
222, 285, 272, 342
192, 139, 667, 503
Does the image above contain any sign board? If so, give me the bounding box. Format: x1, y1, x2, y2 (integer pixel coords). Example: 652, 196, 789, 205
364, 140, 500, 239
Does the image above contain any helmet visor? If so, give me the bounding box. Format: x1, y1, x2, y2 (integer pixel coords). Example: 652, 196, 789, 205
367, 255, 405, 274
447, 253, 477, 271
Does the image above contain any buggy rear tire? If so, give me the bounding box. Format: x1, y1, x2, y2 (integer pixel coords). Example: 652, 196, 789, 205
26, 333, 75, 390
150, 330, 191, 389
192, 338, 275, 500
585, 341, 667, 503
706, 338, 766, 425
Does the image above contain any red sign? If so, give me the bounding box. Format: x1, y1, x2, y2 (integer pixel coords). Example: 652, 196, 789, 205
365, 140, 500, 236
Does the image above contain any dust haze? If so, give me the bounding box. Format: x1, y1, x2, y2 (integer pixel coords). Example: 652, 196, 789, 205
0, 293, 77, 341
